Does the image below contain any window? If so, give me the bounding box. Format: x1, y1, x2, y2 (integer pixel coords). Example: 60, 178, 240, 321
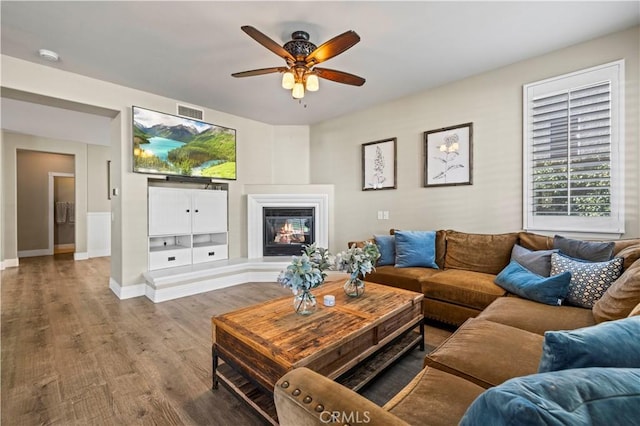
523, 60, 624, 235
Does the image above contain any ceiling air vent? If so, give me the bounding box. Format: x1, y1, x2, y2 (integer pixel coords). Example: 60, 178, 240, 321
177, 104, 204, 121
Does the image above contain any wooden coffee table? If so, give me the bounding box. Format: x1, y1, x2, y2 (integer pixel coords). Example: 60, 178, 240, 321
211, 280, 424, 424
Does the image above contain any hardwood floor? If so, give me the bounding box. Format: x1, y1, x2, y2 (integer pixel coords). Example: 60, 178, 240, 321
1, 255, 452, 425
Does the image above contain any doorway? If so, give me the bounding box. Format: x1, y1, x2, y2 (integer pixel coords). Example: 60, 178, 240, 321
16, 150, 75, 258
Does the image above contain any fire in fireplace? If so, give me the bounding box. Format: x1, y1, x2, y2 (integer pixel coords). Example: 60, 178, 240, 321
263, 207, 315, 256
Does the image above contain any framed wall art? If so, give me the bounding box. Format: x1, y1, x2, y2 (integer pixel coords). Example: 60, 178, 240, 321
424, 122, 473, 187
362, 138, 397, 191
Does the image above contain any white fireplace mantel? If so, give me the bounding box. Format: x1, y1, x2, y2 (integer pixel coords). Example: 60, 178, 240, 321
247, 193, 329, 258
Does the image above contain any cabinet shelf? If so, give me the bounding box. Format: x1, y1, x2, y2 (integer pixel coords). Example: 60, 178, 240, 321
150, 244, 191, 252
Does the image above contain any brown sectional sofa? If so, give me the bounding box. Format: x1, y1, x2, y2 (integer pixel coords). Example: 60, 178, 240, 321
361, 230, 640, 326
273, 230, 640, 425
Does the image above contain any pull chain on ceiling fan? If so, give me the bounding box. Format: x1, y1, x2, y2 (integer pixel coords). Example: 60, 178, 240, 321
232, 26, 365, 100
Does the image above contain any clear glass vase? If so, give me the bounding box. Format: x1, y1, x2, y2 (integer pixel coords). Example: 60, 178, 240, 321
344, 277, 365, 297
293, 290, 317, 315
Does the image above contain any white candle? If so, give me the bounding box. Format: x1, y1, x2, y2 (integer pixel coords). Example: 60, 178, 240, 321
323, 295, 335, 307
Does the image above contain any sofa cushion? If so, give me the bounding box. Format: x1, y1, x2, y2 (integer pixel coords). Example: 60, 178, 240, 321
553, 234, 614, 262
444, 231, 518, 275
390, 229, 447, 269
551, 252, 623, 308
366, 265, 439, 294
510, 244, 557, 277
538, 316, 640, 373
384, 367, 485, 426
421, 269, 506, 311
614, 242, 640, 270
460, 368, 640, 426
476, 296, 596, 335
592, 259, 640, 323
394, 230, 438, 268
425, 319, 544, 388
374, 234, 395, 266
434, 230, 447, 270
518, 232, 554, 251
495, 261, 571, 306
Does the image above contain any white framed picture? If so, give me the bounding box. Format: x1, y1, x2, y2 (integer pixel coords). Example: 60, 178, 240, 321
424, 122, 473, 187
362, 138, 397, 191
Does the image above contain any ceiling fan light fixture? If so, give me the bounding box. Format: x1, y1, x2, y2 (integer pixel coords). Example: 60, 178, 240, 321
282, 71, 295, 89
305, 74, 319, 92
292, 82, 305, 99
233, 26, 365, 100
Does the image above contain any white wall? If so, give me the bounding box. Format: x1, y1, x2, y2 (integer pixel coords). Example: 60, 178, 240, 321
0, 130, 4, 269
272, 126, 310, 184
0, 55, 311, 287
87, 144, 111, 212
310, 26, 640, 249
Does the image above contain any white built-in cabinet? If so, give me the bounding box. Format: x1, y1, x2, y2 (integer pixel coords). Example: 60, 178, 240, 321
148, 186, 228, 270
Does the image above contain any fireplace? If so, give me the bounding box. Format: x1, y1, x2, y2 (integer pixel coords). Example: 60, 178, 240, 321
263, 207, 315, 256
247, 192, 329, 259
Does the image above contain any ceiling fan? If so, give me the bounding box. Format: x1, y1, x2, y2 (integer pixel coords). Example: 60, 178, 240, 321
232, 26, 365, 100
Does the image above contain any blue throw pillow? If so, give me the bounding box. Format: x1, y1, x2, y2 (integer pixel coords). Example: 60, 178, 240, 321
551, 252, 623, 308
394, 230, 438, 269
553, 235, 614, 262
494, 261, 571, 306
538, 316, 640, 373
460, 368, 640, 426
510, 244, 558, 277
374, 234, 395, 266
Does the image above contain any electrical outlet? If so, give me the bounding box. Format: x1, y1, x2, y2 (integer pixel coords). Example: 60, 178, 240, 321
377, 211, 384, 220
383, 211, 389, 220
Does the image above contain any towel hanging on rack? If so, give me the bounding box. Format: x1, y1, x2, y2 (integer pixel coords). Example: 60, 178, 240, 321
67, 202, 75, 224
55, 202, 67, 224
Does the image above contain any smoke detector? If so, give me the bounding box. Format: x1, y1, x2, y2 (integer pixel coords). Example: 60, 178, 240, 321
38, 49, 59, 62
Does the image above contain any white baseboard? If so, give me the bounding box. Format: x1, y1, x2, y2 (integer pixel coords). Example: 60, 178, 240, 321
1, 258, 20, 270
109, 278, 146, 299
18, 249, 52, 258
74, 252, 89, 261
89, 249, 110, 258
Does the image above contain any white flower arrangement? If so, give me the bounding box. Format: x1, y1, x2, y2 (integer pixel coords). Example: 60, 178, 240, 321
334, 241, 381, 280
277, 243, 332, 295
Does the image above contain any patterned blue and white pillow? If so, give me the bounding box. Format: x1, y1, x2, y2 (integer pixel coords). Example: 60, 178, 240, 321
551, 252, 623, 308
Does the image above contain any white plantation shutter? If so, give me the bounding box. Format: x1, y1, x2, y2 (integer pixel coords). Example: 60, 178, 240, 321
523, 61, 624, 235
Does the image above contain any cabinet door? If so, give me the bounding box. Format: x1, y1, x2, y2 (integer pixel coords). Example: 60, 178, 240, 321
192, 190, 227, 233
148, 187, 192, 236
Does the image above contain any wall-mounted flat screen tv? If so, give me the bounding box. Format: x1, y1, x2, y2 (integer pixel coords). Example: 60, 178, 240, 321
132, 106, 236, 180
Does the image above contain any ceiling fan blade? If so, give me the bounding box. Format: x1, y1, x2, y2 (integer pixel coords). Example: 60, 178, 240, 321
241, 26, 294, 62
305, 31, 360, 66
232, 67, 287, 78
314, 68, 366, 86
